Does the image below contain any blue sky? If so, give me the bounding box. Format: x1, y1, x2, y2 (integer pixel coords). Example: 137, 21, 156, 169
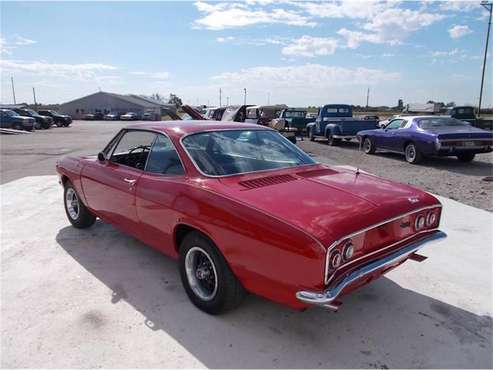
1, 1, 491, 107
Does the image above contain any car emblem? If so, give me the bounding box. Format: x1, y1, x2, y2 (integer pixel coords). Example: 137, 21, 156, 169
408, 197, 419, 204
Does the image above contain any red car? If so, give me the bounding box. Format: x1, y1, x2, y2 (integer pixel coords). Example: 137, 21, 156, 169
56, 121, 446, 314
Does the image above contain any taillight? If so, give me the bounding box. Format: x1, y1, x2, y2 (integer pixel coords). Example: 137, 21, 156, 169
342, 240, 354, 261
329, 250, 342, 270
426, 211, 437, 227
415, 215, 426, 231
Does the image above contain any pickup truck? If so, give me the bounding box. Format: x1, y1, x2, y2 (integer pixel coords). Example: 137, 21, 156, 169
306, 104, 379, 145
270, 108, 315, 135
447, 106, 493, 131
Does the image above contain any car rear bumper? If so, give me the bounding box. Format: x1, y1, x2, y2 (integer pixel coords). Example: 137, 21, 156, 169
436, 147, 493, 155
296, 231, 446, 310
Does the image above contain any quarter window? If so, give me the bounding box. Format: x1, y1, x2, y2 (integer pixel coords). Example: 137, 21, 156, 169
145, 135, 185, 175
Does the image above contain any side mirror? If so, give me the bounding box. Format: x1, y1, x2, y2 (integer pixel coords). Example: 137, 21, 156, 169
97, 152, 106, 162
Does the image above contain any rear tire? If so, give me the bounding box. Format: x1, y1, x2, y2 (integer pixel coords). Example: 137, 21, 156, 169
179, 231, 245, 315
308, 127, 315, 141
363, 137, 376, 154
457, 153, 475, 162
405, 143, 422, 164
64, 182, 96, 228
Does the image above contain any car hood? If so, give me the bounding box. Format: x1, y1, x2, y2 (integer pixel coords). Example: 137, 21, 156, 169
209, 165, 439, 245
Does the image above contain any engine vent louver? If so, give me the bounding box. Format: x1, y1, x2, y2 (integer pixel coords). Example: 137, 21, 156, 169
296, 168, 338, 178
239, 174, 297, 189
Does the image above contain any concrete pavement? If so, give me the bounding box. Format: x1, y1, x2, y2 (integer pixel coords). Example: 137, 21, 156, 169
1, 175, 492, 368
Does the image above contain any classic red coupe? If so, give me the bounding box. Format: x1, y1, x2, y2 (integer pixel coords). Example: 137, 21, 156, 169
56, 121, 446, 314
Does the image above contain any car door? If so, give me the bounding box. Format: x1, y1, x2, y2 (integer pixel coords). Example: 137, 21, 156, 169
387, 119, 409, 152
81, 129, 157, 234
377, 119, 403, 149
134, 133, 187, 255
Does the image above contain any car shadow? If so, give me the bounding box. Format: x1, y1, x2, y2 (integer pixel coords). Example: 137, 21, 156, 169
310, 140, 493, 177
55, 222, 492, 369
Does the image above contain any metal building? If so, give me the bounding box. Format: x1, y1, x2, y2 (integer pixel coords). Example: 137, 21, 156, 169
59, 91, 176, 120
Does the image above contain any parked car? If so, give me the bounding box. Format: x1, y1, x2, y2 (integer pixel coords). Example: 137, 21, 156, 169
83, 113, 95, 120
205, 107, 226, 121
306, 104, 379, 145
270, 108, 315, 136
245, 105, 287, 126
220, 105, 253, 122
357, 116, 493, 164
56, 121, 446, 314
379, 115, 400, 128
120, 112, 139, 121
447, 106, 493, 131
306, 112, 317, 119
13, 108, 53, 129
104, 112, 120, 120
0, 109, 35, 131
38, 110, 72, 127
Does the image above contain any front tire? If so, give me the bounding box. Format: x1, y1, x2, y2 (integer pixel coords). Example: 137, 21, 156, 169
179, 231, 245, 315
64, 182, 96, 228
457, 153, 475, 162
327, 132, 341, 146
405, 143, 422, 164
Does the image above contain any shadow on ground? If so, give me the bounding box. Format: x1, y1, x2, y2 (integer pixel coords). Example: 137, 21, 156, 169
56, 222, 493, 369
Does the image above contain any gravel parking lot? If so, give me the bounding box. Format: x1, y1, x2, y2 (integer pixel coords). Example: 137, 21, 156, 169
2, 121, 492, 212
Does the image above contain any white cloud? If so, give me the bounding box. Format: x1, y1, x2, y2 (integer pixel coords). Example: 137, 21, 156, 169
293, 1, 392, 20
448, 25, 473, 39
130, 71, 169, 80
211, 64, 400, 89
337, 28, 384, 48
439, 1, 480, 12
431, 48, 460, 57
193, 1, 315, 30
281, 36, 338, 57
0, 59, 117, 80
216, 36, 235, 43
12, 34, 36, 45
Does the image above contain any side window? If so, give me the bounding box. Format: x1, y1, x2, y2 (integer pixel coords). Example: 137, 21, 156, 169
399, 120, 408, 129
110, 130, 156, 170
145, 135, 185, 175
386, 119, 403, 130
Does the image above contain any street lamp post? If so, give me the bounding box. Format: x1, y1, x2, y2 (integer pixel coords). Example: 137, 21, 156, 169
219, 88, 222, 107
478, 1, 492, 117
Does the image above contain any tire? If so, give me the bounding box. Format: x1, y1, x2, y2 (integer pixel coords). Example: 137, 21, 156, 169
404, 142, 422, 164
179, 231, 245, 315
457, 153, 475, 162
363, 137, 376, 154
308, 127, 315, 141
56, 121, 63, 127
327, 132, 341, 146
63, 182, 96, 228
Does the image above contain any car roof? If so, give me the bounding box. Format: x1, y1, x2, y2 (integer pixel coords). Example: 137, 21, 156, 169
125, 120, 268, 138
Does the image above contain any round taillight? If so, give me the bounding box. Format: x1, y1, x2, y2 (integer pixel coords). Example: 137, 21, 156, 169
343, 240, 354, 261
426, 212, 437, 227
415, 215, 426, 230
329, 250, 342, 270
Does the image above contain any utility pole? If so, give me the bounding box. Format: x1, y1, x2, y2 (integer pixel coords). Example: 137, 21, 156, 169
366, 87, 370, 108
11, 76, 16, 104
243, 88, 247, 105
267, 92, 270, 105
479, 1, 492, 117
219, 88, 222, 107
226, 96, 229, 106
32, 87, 38, 107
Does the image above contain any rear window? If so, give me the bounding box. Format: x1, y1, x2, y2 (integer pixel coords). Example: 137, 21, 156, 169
284, 111, 306, 118
417, 117, 469, 129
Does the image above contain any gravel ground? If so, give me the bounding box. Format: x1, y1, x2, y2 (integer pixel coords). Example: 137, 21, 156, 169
298, 138, 493, 212
1, 121, 492, 211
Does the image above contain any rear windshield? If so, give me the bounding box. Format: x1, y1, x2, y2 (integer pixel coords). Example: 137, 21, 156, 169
284, 111, 306, 118
417, 117, 469, 129
182, 129, 316, 176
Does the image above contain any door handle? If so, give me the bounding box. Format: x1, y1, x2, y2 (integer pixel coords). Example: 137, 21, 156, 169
123, 178, 137, 186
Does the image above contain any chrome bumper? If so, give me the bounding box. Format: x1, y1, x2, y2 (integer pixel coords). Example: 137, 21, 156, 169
296, 231, 447, 310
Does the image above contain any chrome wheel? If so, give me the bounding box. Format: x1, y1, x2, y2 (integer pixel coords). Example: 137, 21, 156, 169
364, 138, 371, 152
406, 144, 416, 162
184, 246, 218, 301
65, 188, 80, 220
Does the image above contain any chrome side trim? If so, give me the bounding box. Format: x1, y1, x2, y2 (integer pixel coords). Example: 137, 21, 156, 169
298, 231, 447, 309
324, 204, 442, 284
332, 135, 355, 139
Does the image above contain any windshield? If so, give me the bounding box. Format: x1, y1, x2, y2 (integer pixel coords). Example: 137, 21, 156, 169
284, 111, 306, 118
182, 129, 316, 176
417, 117, 469, 129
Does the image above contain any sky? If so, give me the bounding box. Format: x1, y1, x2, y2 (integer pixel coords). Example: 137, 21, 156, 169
0, 0, 492, 107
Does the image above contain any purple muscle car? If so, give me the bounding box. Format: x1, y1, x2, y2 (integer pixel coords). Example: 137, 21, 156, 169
357, 116, 493, 164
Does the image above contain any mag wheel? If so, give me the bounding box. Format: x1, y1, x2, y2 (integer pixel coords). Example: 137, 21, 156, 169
64, 182, 96, 228
405, 143, 422, 164
363, 137, 376, 154
179, 231, 245, 314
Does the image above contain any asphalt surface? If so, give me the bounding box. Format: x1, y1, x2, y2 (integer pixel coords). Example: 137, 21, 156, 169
1, 176, 491, 368
1, 120, 492, 211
